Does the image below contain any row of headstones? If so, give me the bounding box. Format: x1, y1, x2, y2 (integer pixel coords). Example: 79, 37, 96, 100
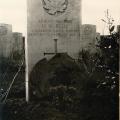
0, 23, 24, 59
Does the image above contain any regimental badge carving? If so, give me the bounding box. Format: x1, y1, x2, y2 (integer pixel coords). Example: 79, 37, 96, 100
84, 26, 92, 35
0, 26, 7, 35
42, 0, 68, 16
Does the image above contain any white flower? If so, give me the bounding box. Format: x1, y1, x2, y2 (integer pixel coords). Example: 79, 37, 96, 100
108, 45, 111, 48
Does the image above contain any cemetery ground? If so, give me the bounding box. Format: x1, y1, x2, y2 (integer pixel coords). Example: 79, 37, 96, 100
0, 32, 119, 120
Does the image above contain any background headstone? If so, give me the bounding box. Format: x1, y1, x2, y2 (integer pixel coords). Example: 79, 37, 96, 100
80, 24, 97, 53
12, 32, 24, 54
0, 24, 12, 58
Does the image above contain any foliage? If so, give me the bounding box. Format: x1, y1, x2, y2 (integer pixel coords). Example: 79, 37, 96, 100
101, 9, 115, 35
77, 30, 119, 120
11, 51, 23, 61
1, 27, 119, 120
27, 29, 119, 119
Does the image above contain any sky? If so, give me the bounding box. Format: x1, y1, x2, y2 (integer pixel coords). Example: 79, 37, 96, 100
82, 0, 120, 34
0, 0, 120, 35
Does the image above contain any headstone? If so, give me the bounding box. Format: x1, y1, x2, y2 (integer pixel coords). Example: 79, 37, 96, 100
0, 24, 12, 58
27, 0, 82, 72
80, 24, 97, 52
12, 32, 24, 54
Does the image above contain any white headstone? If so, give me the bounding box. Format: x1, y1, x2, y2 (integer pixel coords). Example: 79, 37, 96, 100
27, 0, 82, 72
0, 24, 12, 58
12, 32, 23, 54
80, 24, 97, 52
